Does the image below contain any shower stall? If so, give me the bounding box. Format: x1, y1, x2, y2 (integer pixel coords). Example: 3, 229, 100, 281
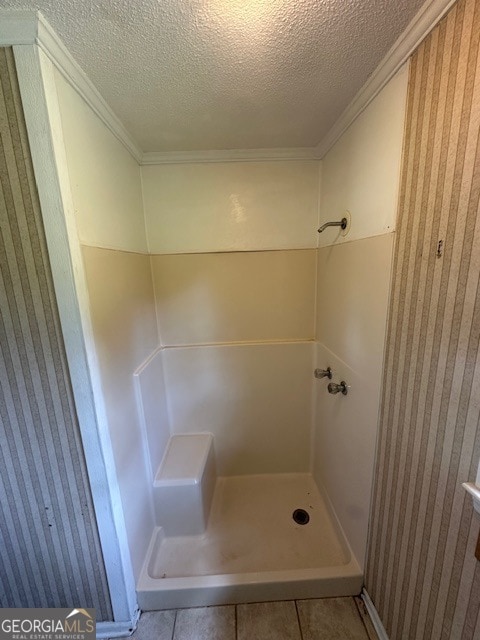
11, 28, 407, 617
133, 77, 406, 610
130, 216, 397, 609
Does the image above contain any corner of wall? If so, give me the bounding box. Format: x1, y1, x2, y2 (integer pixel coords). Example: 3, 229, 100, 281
13, 42, 137, 622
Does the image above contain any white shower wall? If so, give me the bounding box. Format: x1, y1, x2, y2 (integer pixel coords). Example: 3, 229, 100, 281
313, 63, 409, 568
162, 342, 313, 475
313, 237, 394, 567
142, 160, 320, 478
318, 63, 408, 247
54, 69, 158, 580
54, 70, 146, 253
142, 161, 319, 253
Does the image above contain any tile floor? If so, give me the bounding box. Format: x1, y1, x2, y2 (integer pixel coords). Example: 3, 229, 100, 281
129, 597, 378, 640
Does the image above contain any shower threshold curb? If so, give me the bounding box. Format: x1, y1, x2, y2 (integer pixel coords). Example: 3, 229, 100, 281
137, 528, 363, 610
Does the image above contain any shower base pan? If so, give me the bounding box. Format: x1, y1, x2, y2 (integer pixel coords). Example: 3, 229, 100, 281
137, 473, 362, 610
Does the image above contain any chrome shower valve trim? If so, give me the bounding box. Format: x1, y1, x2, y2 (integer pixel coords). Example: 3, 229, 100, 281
314, 367, 333, 380
327, 381, 348, 395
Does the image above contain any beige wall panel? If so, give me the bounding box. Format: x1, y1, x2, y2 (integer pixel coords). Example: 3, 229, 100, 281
142, 161, 319, 253
152, 249, 316, 345
82, 245, 158, 577
316, 234, 394, 381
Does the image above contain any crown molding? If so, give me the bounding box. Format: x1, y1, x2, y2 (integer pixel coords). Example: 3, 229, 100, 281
1, 0, 458, 166
0, 19, 315, 166
141, 147, 319, 165
0, 10, 142, 163
35, 13, 142, 162
315, 0, 458, 159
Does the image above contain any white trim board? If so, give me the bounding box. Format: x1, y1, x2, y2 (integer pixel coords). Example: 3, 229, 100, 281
96, 608, 140, 639
362, 589, 389, 640
315, 0, 458, 158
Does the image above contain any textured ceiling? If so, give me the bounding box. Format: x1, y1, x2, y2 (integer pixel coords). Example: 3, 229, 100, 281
1, 0, 426, 152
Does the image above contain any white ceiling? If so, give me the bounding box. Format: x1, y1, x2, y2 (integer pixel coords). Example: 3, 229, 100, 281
1, 0, 426, 152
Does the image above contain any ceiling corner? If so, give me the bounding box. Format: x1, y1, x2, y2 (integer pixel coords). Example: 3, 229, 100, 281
35, 15, 143, 162
0, 10, 142, 163
315, 0, 458, 160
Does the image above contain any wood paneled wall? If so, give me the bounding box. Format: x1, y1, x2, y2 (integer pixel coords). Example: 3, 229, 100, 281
365, 0, 480, 638
0, 47, 112, 619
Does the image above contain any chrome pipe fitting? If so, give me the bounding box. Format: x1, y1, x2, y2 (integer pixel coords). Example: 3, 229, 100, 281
317, 217, 348, 233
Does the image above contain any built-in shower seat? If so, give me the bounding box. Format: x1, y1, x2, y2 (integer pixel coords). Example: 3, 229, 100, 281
153, 433, 216, 536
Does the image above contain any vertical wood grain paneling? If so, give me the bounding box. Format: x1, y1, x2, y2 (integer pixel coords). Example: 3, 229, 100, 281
365, 1, 480, 638
0, 47, 112, 619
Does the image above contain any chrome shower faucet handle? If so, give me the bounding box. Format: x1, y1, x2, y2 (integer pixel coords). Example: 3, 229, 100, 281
327, 381, 348, 395
314, 367, 333, 380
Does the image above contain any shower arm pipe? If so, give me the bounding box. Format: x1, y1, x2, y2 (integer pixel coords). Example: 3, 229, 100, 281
317, 217, 348, 233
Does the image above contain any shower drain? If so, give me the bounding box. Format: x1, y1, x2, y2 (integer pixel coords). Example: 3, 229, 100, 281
292, 508, 310, 525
